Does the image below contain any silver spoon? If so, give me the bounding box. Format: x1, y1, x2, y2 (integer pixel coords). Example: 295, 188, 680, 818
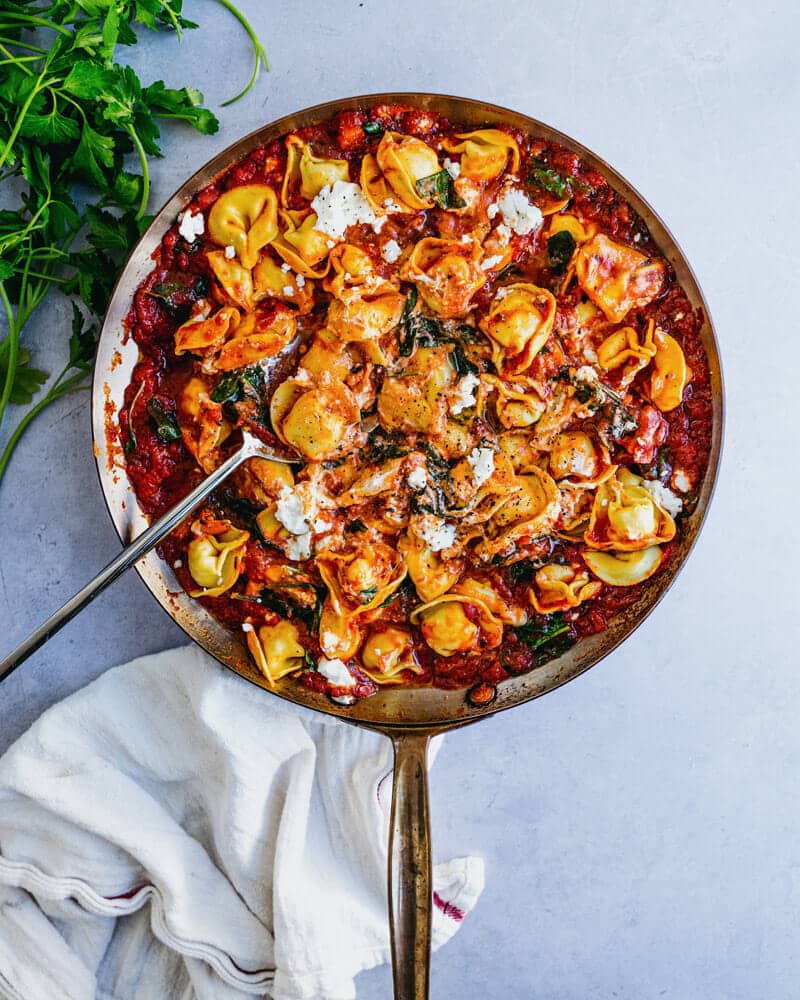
0, 431, 300, 684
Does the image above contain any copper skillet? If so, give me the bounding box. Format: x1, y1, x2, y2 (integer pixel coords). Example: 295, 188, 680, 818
90, 94, 724, 1000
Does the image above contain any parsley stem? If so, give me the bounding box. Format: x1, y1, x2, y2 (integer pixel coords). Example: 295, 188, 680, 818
0, 284, 19, 428
125, 126, 150, 220
0, 13, 72, 37
0, 379, 87, 484
0, 35, 48, 54
215, 0, 269, 107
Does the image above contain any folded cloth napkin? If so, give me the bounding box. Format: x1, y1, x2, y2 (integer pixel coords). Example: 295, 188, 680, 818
0, 646, 483, 1000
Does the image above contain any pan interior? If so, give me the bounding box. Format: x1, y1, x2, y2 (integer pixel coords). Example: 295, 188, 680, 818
91, 93, 724, 732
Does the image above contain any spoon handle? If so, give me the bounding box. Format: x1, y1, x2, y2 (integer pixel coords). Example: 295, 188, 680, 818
0, 443, 255, 684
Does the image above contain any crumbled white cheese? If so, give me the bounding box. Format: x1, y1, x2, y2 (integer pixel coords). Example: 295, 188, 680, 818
311, 181, 376, 240
381, 239, 402, 263
460, 234, 472, 244
295, 274, 305, 288
496, 223, 511, 242
326, 239, 335, 249
494, 286, 513, 302
282, 285, 294, 297
281, 262, 291, 272
487, 202, 499, 220
443, 157, 460, 179
467, 446, 495, 486
178, 210, 204, 242
224, 244, 236, 259
383, 197, 402, 212
450, 373, 480, 415
317, 656, 355, 688
407, 467, 428, 491
320, 631, 339, 655
275, 485, 309, 535
417, 516, 456, 553
481, 254, 504, 271
313, 516, 329, 533
672, 468, 691, 493
574, 364, 599, 384
372, 214, 388, 234
285, 532, 312, 561
641, 479, 683, 518
241, 622, 254, 633
583, 346, 598, 363
496, 188, 543, 235
633, 232, 641, 243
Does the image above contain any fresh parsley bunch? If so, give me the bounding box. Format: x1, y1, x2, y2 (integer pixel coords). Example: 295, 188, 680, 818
0, 0, 267, 483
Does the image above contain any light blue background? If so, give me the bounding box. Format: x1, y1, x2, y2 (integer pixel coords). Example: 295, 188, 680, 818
1, 2, 797, 997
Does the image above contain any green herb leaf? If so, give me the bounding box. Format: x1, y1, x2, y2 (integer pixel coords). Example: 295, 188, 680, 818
414, 169, 466, 210
515, 612, 573, 651
362, 121, 383, 136
547, 230, 576, 274
529, 160, 571, 199
0, 349, 48, 405
146, 397, 182, 441
211, 374, 242, 405
73, 123, 116, 188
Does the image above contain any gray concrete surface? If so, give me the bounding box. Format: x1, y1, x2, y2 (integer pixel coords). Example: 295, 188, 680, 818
0, 1, 797, 997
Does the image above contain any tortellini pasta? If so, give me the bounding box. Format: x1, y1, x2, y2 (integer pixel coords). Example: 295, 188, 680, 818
649, 326, 691, 411
401, 237, 486, 318
581, 546, 664, 587
282, 135, 350, 204
361, 626, 422, 684
214, 305, 296, 371
480, 284, 557, 375
528, 562, 602, 614
597, 321, 656, 388
207, 251, 255, 312
271, 211, 333, 278
270, 371, 360, 461
187, 517, 249, 597
441, 128, 520, 181
410, 593, 503, 657
207, 184, 278, 269
584, 469, 676, 551
548, 431, 616, 488
575, 234, 666, 323
174, 306, 240, 372
317, 541, 407, 617
245, 619, 306, 686
485, 376, 547, 429
399, 530, 464, 602
375, 131, 441, 210
253, 255, 315, 312
377, 345, 455, 437
476, 466, 560, 560
178, 377, 232, 472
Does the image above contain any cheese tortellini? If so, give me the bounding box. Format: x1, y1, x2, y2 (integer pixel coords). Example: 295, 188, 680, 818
187, 517, 249, 597
441, 128, 520, 181
208, 184, 278, 269
575, 234, 666, 323
270, 372, 360, 461
480, 284, 557, 375
584, 469, 676, 551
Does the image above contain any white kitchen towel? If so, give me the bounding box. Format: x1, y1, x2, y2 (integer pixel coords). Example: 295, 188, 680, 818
0, 646, 483, 1000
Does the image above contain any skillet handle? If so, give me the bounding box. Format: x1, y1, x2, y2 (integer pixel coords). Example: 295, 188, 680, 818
388, 731, 432, 1000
